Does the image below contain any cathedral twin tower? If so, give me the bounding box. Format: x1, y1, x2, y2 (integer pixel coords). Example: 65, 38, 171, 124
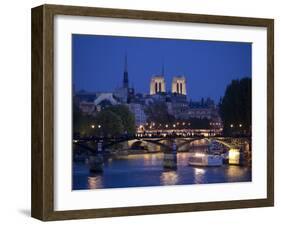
150, 75, 187, 96
123, 54, 186, 96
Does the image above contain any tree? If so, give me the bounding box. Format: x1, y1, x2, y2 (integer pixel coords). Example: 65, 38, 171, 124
144, 101, 175, 124
106, 105, 135, 135
73, 103, 93, 137
73, 103, 135, 138
188, 117, 211, 129
93, 110, 124, 137
219, 77, 251, 136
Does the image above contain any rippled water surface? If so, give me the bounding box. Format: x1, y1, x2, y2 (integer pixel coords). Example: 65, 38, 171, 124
73, 152, 251, 190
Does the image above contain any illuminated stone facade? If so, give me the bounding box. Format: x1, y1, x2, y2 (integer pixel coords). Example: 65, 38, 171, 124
150, 76, 166, 95
172, 76, 186, 95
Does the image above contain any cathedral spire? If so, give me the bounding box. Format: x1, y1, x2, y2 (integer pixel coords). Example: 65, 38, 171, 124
123, 53, 129, 88
124, 52, 128, 73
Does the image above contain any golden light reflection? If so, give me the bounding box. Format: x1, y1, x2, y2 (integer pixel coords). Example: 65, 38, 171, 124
195, 167, 205, 175
160, 171, 179, 185
143, 153, 160, 166
227, 165, 246, 178
194, 167, 206, 184
88, 176, 103, 189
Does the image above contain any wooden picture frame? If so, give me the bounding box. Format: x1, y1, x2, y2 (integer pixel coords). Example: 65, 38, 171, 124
31, 4, 274, 221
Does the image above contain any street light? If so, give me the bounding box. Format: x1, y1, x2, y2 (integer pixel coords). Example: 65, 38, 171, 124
91, 125, 95, 129
239, 124, 242, 128
165, 124, 168, 128
98, 125, 101, 128
173, 124, 176, 128
230, 124, 234, 128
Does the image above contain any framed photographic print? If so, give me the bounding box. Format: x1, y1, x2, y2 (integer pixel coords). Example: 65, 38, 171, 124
31, 4, 274, 221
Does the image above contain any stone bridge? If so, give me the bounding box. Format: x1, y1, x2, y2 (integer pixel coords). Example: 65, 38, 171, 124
74, 136, 211, 154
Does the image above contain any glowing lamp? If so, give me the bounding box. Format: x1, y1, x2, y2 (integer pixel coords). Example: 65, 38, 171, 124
228, 148, 240, 165
194, 153, 205, 157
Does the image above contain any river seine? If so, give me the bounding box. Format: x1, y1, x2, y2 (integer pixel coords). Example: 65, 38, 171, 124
73, 152, 251, 190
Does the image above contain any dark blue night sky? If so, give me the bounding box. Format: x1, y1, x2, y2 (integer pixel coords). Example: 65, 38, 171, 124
72, 34, 252, 103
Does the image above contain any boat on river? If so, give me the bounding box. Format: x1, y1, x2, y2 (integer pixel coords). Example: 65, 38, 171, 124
188, 153, 223, 167
208, 140, 223, 154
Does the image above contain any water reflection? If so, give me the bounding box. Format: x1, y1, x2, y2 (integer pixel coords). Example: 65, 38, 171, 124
163, 152, 177, 169
73, 151, 251, 190
177, 152, 190, 166
161, 171, 179, 185
143, 154, 159, 166
194, 167, 206, 184
226, 165, 248, 180
88, 175, 103, 189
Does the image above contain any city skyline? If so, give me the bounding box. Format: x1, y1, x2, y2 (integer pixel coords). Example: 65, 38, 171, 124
72, 34, 252, 190
72, 34, 252, 103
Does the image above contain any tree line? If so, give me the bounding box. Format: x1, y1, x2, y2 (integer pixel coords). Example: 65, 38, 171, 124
219, 77, 252, 136
73, 104, 135, 138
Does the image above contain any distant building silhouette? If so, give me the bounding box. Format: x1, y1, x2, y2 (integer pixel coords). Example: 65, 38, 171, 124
74, 56, 222, 133
123, 53, 129, 89
114, 54, 134, 103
